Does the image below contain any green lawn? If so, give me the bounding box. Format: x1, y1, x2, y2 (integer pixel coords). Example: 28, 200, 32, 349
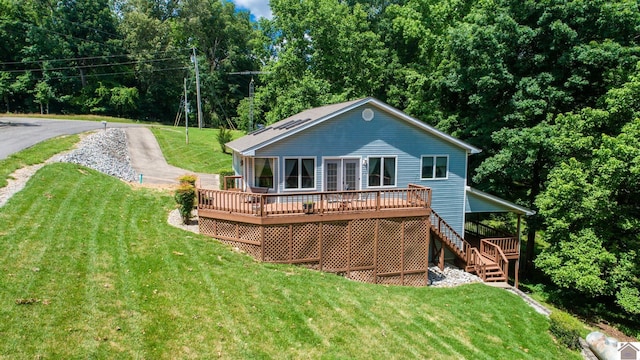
150, 126, 243, 174
0, 163, 581, 359
0, 135, 79, 188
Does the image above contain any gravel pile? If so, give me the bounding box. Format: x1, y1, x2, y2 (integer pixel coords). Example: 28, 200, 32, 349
60, 129, 137, 182
429, 264, 482, 287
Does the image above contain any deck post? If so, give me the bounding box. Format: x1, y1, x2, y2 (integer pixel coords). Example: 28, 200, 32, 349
260, 195, 265, 217
347, 221, 352, 279
438, 244, 445, 271
517, 214, 522, 286
400, 219, 405, 285
260, 226, 265, 261
319, 223, 324, 270
425, 218, 430, 286
374, 219, 379, 284
288, 224, 293, 263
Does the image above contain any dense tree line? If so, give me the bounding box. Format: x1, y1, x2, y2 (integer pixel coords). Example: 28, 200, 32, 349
1, 0, 638, 316
0, 0, 261, 125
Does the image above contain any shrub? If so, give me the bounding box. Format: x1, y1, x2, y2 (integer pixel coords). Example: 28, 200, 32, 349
178, 174, 197, 187
217, 127, 232, 154
174, 184, 196, 224
549, 311, 582, 350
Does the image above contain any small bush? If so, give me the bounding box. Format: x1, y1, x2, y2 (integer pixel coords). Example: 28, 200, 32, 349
174, 184, 196, 224
219, 170, 235, 190
217, 127, 232, 154
549, 311, 582, 350
178, 174, 197, 187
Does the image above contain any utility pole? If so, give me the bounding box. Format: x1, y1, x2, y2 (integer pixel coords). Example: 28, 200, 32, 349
249, 78, 255, 132
228, 71, 269, 132
184, 78, 189, 145
192, 47, 203, 129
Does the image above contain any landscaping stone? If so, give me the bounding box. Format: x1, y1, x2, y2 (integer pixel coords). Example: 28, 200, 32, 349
428, 264, 482, 287
60, 128, 137, 182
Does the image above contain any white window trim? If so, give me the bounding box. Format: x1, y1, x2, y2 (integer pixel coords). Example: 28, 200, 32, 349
252, 157, 278, 190
282, 157, 317, 191
366, 155, 398, 188
420, 155, 449, 180
321, 157, 363, 192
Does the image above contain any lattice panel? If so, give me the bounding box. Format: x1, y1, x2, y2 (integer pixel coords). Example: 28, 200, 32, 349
377, 219, 403, 274
199, 217, 216, 236
291, 223, 320, 261
216, 220, 237, 239
404, 218, 428, 272
263, 225, 290, 262
218, 239, 261, 259
322, 222, 349, 271
238, 223, 262, 244
350, 219, 376, 269
403, 273, 428, 287
377, 275, 403, 285
347, 270, 375, 284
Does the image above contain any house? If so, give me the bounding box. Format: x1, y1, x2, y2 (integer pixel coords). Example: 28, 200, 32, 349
620, 343, 639, 360
198, 97, 533, 286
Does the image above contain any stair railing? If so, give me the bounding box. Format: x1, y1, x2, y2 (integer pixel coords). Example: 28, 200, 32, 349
468, 247, 486, 281
480, 239, 509, 280
429, 210, 468, 259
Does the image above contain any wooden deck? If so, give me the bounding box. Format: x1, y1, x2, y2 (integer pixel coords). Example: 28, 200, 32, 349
198, 185, 432, 225
196, 184, 520, 287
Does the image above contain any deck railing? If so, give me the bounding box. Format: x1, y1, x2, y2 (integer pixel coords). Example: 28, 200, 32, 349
464, 221, 511, 238
483, 237, 519, 259
198, 184, 432, 218
480, 239, 509, 279
467, 247, 486, 280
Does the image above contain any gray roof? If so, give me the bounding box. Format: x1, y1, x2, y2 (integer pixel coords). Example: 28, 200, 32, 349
226, 97, 482, 156
466, 187, 536, 215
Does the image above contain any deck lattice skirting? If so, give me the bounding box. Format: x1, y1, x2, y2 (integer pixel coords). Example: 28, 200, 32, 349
199, 216, 431, 286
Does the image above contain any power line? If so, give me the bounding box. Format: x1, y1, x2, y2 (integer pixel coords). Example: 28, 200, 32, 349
1, 20, 190, 66
0, 45, 190, 66
42, 66, 189, 81
0, 48, 191, 66
2, 57, 185, 73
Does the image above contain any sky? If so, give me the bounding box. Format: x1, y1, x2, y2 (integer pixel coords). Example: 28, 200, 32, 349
232, 0, 273, 20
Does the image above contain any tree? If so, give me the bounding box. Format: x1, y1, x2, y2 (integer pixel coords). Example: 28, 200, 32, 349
536, 118, 640, 314
33, 80, 55, 114
176, 0, 261, 127
256, 0, 388, 123
118, 3, 184, 121
431, 0, 640, 274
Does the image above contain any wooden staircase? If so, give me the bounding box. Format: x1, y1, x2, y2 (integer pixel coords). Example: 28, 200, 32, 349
429, 210, 508, 283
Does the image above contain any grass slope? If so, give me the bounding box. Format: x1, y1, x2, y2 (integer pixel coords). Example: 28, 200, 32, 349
150, 126, 243, 174
0, 135, 79, 188
0, 164, 580, 359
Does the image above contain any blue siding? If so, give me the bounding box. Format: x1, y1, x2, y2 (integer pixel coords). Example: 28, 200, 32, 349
254, 106, 469, 236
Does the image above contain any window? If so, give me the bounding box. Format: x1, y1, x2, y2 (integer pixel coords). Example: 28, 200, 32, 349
421, 155, 448, 179
254, 158, 274, 188
284, 158, 315, 189
368, 156, 396, 187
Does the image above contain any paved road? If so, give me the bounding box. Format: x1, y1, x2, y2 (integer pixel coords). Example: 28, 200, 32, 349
126, 127, 219, 188
0, 117, 140, 160
0, 117, 219, 187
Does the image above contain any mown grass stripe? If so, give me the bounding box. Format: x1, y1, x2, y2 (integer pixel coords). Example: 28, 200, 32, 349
0, 164, 582, 359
